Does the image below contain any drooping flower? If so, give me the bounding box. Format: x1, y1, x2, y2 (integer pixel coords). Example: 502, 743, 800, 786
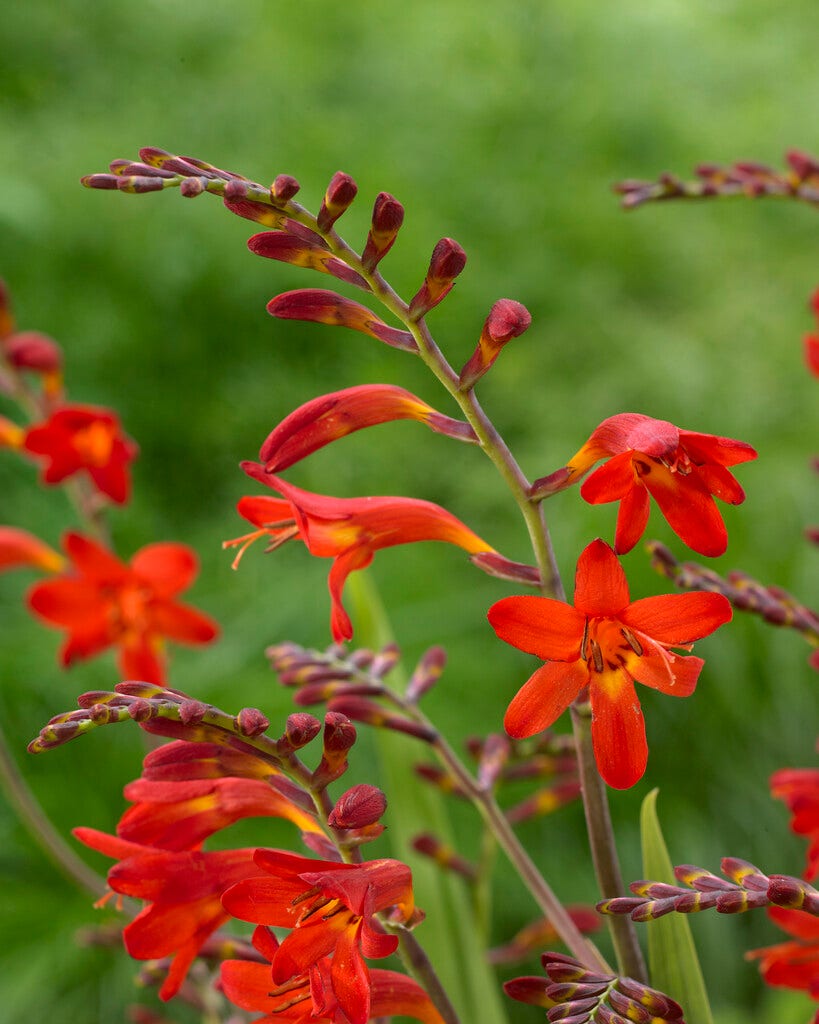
22, 404, 138, 504
226, 470, 496, 642
748, 906, 819, 1010
28, 532, 218, 684
488, 538, 732, 788
531, 413, 756, 556
771, 767, 819, 880
73, 828, 261, 1000
220, 924, 445, 1024
0, 526, 64, 573
222, 850, 416, 1024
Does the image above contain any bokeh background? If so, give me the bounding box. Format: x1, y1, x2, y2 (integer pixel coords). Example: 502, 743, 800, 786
2, 2, 819, 1021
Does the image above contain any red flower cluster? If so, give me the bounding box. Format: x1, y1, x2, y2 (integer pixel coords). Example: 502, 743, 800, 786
489, 539, 731, 788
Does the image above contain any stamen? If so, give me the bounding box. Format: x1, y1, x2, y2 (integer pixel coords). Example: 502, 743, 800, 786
589, 639, 604, 673
299, 895, 335, 922
620, 627, 643, 656
270, 990, 312, 1012
262, 525, 301, 554
322, 902, 351, 920
291, 884, 322, 906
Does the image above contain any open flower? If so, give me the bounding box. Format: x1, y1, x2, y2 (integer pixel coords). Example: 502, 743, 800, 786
771, 767, 819, 880
227, 469, 496, 642
748, 906, 819, 1008
28, 532, 218, 684
222, 850, 416, 1024
73, 829, 260, 1001
220, 924, 445, 1024
22, 404, 138, 504
488, 538, 731, 788
532, 413, 756, 556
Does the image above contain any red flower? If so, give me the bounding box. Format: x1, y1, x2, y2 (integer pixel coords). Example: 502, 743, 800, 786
227, 470, 496, 642
0, 526, 64, 573
222, 850, 416, 1024
804, 287, 819, 378
28, 532, 218, 684
771, 767, 819, 880
534, 413, 756, 556
22, 404, 138, 504
220, 924, 445, 1024
488, 539, 731, 788
73, 829, 261, 1000
748, 906, 819, 1008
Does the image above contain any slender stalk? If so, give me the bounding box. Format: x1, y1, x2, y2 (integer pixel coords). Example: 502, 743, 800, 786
0, 717, 107, 899
570, 701, 647, 982
394, 928, 462, 1024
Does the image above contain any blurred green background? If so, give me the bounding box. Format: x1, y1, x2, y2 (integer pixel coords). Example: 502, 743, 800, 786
2, 1, 819, 1021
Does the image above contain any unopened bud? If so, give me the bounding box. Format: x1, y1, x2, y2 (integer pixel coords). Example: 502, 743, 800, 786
280, 712, 322, 752
273, 174, 300, 203
179, 699, 208, 725
328, 784, 387, 829
458, 299, 532, 390
3, 331, 63, 374
361, 192, 405, 271
235, 707, 270, 737
406, 646, 447, 702
311, 711, 356, 788
180, 177, 207, 197
408, 238, 467, 318
224, 179, 249, 201
371, 643, 401, 677
412, 832, 477, 881
328, 696, 437, 742
127, 699, 154, 722
317, 172, 358, 231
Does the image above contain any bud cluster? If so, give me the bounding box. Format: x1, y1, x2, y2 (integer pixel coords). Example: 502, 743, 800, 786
504, 952, 684, 1023
615, 148, 819, 211
598, 856, 819, 921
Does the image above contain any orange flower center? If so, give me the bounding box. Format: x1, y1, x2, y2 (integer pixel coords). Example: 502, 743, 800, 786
72, 420, 116, 466
582, 618, 643, 675
291, 884, 356, 929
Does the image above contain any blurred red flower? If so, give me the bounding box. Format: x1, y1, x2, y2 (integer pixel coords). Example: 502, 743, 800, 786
748, 906, 819, 1012
488, 538, 731, 788
28, 532, 218, 684
22, 404, 138, 504
771, 766, 819, 880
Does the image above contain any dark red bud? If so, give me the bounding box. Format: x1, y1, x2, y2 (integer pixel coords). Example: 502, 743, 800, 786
285, 712, 322, 749
224, 179, 249, 201
406, 645, 447, 701
128, 699, 154, 722
117, 176, 165, 194
3, 331, 62, 373
322, 711, 357, 753
273, 174, 300, 202
236, 707, 270, 737
485, 299, 532, 343
180, 177, 206, 198
179, 699, 208, 725
428, 238, 467, 283
81, 174, 121, 190
328, 784, 387, 829
317, 172, 358, 231
372, 192, 404, 234
786, 149, 819, 180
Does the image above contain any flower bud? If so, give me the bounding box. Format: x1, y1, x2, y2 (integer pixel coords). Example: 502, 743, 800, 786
3, 331, 63, 375
178, 699, 208, 725
458, 299, 532, 390
279, 712, 322, 752
405, 645, 447, 702
328, 784, 387, 829
235, 707, 270, 737
317, 171, 358, 231
273, 174, 300, 203
361, 192, 405, 271
408, 238, 467, 318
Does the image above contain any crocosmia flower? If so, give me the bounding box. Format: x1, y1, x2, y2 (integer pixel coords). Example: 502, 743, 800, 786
22, 404, 138, 504
222, 850, 416, 1024
771, 767, 819, 880
73, 828, 260, 1001
534, 413, 756, 556
28, 532, 218, 684
228, 469, 496, 642
488, 539, 731, 788
220, 924, 445, 1024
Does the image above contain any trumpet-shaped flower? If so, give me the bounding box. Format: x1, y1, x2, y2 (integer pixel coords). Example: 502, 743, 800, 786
22, 404, 138, 504
222, 850, 416, 1024
227, 469, 496, 642
534, 413, 756, 556
28, 532, 218, 684
488, 539, 731, 788
220, 925, 445, 1024
73, 828, 261, 1000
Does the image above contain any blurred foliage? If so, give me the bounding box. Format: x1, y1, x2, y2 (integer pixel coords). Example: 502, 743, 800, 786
2, 1, 819, 1021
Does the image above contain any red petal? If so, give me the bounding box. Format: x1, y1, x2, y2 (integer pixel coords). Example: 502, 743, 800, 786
220, 960, 281, 1013
272, 914, 350, 982
267, 289, 416, 352
221, 875, 307, 926
370, 969, 447, 1024
118, 638, 165, 685
622, 592, 732, 644
149, 601, 219, 644
131, 543, 199, 597
64, 531, 128, 581
589, 671, 647, 789
641, 462, 728, 556
590, 413, 679, 458
613, 482, 651, 554
573, 539, 630, 616
488, 596, 585, 661
328, 547, 373, 642
28, 579, 108, 628
235, 495, 295, 528
769, 906, 819, 942
504, 660, 589, 738
580, 452, 636, 503
332, 921, 372, 1024
628, 639, 702, 696
0, 527, 64, 572
696, 463, 745, 504
679, 430, 757, 468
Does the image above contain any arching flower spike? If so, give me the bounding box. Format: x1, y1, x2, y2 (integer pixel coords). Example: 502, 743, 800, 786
488, 538, 732, 788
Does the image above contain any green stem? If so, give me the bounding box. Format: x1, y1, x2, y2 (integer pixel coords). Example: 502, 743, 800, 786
394, 928, 462, 1024
570, 701, 647, 982
0, 716, 107, 899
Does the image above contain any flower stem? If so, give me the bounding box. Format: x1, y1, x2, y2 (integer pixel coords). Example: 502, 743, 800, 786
570, 700, 647, 982
394, 927, 463, 1024
0, 716, 107, 899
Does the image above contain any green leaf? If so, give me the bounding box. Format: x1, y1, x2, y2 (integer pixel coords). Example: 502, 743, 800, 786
349, 571, 509, 1024
640, 788, 714, 1024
